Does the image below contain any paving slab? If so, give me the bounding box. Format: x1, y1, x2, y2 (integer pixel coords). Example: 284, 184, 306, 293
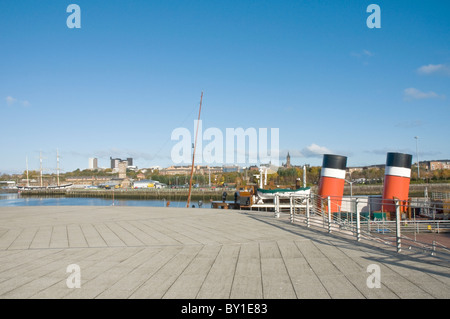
196, 244, 240, 299
0, 206, 448, 299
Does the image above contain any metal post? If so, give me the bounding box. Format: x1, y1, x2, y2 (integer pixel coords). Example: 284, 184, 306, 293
350, 201, 353, 224
290, 196, 293, 223
321, 198, 326, 229
277, 196, 280, 218
277, 194, 280, 218
414, 207, 417, 241
303, 165, 307, 188
395, 199, 401, 253
306, 196, 310, 228
327, 196, 332, 233
414, 136, 420, 179
356, 201, 361, 242
274, 194, 280, 218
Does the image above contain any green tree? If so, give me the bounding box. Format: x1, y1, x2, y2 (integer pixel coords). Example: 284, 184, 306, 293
308, 166, 321, 185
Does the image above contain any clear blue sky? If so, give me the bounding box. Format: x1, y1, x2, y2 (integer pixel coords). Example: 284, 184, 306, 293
1, 0, 449, 174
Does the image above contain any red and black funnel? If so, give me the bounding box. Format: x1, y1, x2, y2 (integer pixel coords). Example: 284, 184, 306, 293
318, 154, 347, 212
382, 152, 412, 213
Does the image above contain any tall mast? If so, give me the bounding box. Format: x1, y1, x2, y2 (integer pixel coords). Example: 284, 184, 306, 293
56, 149, 60, 187
186, 91, 203, 208
26, 156, 29, 188
40, 151, 43, 187
208, 166, 211, 187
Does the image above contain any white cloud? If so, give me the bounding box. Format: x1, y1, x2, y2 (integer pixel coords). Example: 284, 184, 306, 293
403, 88, 445, 101
293, 144, 332, 158
281, 144, 332, 160
350, 49, 374, 66
365, 148, 441, 158
351, 49, 374, 58
5, 96, 31, 107
5, 96, 17, 105
303, 144, 332, 157
395, 120, 424, 128
417, 64, 450, 76
362, 49, 374, 57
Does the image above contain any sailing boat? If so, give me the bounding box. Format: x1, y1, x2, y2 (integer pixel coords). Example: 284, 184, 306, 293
19, 150, 73, 190
47, 149, 72, 189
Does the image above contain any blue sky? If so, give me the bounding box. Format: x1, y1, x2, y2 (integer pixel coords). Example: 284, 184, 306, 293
1, 0, 449, 174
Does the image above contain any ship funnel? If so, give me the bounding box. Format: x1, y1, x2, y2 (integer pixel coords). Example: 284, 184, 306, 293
382, 152, 412, 215
318, 154, 347, 212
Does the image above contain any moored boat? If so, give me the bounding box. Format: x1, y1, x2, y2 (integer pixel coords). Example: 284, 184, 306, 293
256, 187, 311, 200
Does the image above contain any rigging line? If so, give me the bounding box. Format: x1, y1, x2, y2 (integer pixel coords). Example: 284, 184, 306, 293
150, 98, 202, 162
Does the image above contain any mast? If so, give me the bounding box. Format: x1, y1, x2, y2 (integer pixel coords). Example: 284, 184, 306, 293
56, 149, 60, 187
40, 151, 43, 187
208, 166, 211, 187
186, 91, 203, 208
26, 156, 29, 188
303, 165, 307, 188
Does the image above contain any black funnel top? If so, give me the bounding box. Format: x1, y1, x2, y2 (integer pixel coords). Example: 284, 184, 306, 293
386, 152, 412, 169
322, 154, 347, 170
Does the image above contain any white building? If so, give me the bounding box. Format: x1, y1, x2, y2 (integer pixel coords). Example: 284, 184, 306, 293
88, 158, 98, 170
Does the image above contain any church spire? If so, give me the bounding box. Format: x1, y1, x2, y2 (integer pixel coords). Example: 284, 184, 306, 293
286, 152, 291, 168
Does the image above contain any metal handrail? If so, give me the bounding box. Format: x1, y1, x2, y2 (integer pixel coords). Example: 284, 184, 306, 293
283, 193, 450, 260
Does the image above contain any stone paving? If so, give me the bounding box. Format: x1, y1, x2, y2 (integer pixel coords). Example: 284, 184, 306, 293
0, 206, 449, 299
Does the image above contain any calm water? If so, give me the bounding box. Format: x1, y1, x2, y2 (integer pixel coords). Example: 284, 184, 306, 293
0, 193, 208, 208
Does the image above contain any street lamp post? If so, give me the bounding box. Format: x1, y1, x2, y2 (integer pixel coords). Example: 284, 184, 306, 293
345, 179, 354, 198
346, 170, 354, 198
414, 136, 420, 179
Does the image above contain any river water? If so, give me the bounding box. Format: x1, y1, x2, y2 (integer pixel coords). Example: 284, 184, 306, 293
0, 193, 208, 208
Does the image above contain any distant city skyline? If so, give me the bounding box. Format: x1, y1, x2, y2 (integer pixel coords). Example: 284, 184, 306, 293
1, 1, 449, 174
3, 151, 449, 176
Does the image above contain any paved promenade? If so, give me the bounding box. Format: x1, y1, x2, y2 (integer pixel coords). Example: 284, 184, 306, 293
0, 206, 449, 299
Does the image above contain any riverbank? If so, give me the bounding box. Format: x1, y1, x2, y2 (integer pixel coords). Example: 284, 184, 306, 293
17, 187, 231, 201
14, 183, 450, 200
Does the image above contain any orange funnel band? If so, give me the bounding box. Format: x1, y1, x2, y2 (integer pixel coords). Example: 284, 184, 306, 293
382, 175, 411, 212
318, 176, 345, 212
318, 154, 347, 213
381, 153, 412, 213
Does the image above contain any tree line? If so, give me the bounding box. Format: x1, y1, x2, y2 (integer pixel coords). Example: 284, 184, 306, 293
1, 166, 450, 186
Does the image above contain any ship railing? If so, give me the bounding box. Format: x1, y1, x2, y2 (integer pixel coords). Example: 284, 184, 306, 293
277, 193, 450, 261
